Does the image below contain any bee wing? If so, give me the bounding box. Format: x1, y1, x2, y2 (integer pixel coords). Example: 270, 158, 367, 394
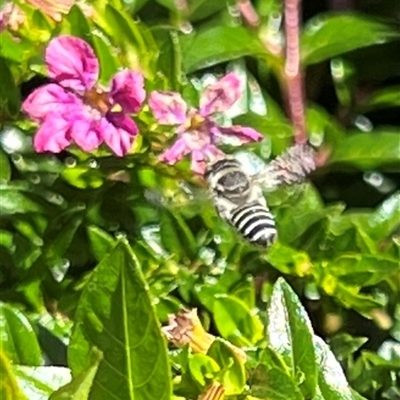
253, 143, 317, 190
144, 182, 211, 212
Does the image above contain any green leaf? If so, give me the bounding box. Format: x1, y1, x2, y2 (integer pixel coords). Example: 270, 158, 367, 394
213, 294, 264, 347
102, 5, 157, 74
273, 183, 328, 244
0, 303, 42, 366
314, 336, 358, 400
180, 26, 265, 73
43, 212, 84, 280
207, 339, 246, 395
249, 364, 303, 400
321, 280, 383, 314
364, 85, 400, 110
151, 28, 181, 90
68, 240, 172, 399
265, 243, 312, 276
86, 225, 116, 263
65, 5, 92, 42
14, 365, 71, 399
306, 104, 346, 145
0, 57, 21, 117
160, 210, 184, 259
301, 13, 400, 65
328, 334, 368, 362
49, 349, 101, 400
92, 34, 120, 84
188, 353, 220, 387
0, 148, 11, 182
0, 350, 28, 400
230, 276, 256, 309
233, 112, 294, 148
0, 32, 31, 63
266, 278, 318, 398
328, 254, 400, 286
330, 130, 400, 169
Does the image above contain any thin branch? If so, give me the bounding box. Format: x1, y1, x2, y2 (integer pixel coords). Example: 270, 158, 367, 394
283, 0, 307, 144
238, 0, 260, 27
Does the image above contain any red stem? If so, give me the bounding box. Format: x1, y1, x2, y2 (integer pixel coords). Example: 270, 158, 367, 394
284, 0, 307, 144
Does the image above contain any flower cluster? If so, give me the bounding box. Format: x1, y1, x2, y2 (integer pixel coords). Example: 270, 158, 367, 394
23, 36, 145, 157
22, 35, 263, 173
149, 73, 263, 174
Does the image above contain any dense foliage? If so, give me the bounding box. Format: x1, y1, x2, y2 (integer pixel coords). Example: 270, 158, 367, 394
0, 1, 399, 399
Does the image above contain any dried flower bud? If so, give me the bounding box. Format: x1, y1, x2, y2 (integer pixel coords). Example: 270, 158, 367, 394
163, 309, 215, 354
162, 309, 247, 363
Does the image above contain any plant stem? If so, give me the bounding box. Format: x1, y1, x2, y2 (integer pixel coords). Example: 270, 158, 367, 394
284, 0, 307, 144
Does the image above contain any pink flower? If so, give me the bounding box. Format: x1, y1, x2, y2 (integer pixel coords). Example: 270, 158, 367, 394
149, 73, 263, 175
22, 36, 145, 156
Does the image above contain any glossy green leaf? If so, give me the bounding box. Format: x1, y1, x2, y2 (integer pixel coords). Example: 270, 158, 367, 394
102, 5, 157, 73
306, 104, 346, 145
328, 254, 400, 286
328, 334, 368, 362
0, 303, 42, 366
233, 112, 294, 144
92, 34, 120, 84
230, 276, 256, 309
0, 351, 28, 400
160, 210, 184, 259
0, 32, 31, 62
365, 85, 400, 110
50, 349, 101, 400
149, 27, 181, 89
14, 365, 71, 399
207, 339, 246, 395
321, 280, 383, 314
213, 294, 264, 347
86, 225, 116, 263
273, 183, 328, 244
0, 57, 20, 117
330, 130, 400, 169
314, 336, 358, 400
249, 364, 303, 400
0, 148, 11, 182
301, 13, 400, 65
43, 212, 84, 279
265, 243, 312, 276
68, 240, 172, 400
65, 5, 92, 42
188, 353, 220, 387
180, 26, 265, 73
266, 278, 318, 398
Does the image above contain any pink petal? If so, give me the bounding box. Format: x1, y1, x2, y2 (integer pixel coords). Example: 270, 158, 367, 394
199, 73, 241, 116
110, 70, 146, 113
33, 115, 72, 153
149, 91, 187, 125
22, 84, 81, 122
215, 125, 263, 142
46, 35, 99, 91
159, 138, 189, 164
101, 112, 138, 156
190, 150, 207, 175
70, 117, 103, 152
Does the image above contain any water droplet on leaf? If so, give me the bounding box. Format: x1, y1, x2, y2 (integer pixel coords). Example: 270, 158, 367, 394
50, 259, 70, 283
65, 157, 77, 168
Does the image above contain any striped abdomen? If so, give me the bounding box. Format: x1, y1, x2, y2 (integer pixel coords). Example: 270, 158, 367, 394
230, 202, 277, 247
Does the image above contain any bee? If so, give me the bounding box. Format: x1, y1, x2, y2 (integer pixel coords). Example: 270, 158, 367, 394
205, 143, 317, 248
